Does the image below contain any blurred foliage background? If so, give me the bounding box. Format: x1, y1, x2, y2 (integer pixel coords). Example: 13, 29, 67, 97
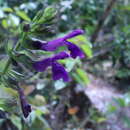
1, 0, 130, 130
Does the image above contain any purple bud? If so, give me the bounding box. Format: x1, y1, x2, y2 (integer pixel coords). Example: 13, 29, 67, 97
32, 41, 43, 49
18, 88, 31, 118
32, 40, 47, 49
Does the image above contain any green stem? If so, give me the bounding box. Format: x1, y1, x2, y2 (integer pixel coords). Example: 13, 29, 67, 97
2, 32, 27, 75
2, 59, 11, 75
15, 32, 26, 51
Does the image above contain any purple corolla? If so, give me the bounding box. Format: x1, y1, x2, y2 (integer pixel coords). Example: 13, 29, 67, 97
32, 29, 85, 59
33, 51, 70, 82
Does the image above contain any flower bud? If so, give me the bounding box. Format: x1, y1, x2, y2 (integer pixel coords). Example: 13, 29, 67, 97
32, 10, 44, 23
18, 87, 31, 118
38, 7, 57, 24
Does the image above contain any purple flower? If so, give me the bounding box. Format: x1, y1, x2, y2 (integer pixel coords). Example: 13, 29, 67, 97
65, 41, 84, 59
52, 62, 70, 82
63, 29, 84, 39
18, 88, 31, 118
32, 29, 85, 59
33, 51, 70, 82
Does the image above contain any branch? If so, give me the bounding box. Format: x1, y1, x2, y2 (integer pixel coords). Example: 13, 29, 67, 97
90, 0, 117, 43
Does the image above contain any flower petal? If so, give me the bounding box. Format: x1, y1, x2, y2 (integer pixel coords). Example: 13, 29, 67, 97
52, 51, 69, 61
33, 58, 52, 72
52, 62, 70, 82
22, 104, 31, 118
65, 41, 85, 59
41, 38, 64, 51
63, 29, 84, 40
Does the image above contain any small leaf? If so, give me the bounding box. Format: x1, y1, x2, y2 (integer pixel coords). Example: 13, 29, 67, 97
3, 8, 13, 13
8, 70, 24, 80
32, 10, 44, 23
16, 10, 31, 22
81, 44, 93, 58
38, 6, 57, 24
107, 105, 117, 113
2, 19, 8, 28
0, 58, 9, 74
10, 115, 22, 130
76, 68, 90, 84
114, 98, 126, 107
97, 117, 106, 123
65, 58, 81, 72
72, 73, 84, 85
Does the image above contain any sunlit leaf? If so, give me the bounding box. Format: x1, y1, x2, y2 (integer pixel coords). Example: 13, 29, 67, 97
68, 35, 93, 58
3, 7, 13, 13
96, 117, 106, 123
76, 68, 90, 84
2, 19, 8, 28
16, 10, 31, 22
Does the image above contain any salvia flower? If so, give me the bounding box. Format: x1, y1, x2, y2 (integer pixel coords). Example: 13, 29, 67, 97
18, 87, 31, 118
33, 51, 70, 82
32, 29, 85, 59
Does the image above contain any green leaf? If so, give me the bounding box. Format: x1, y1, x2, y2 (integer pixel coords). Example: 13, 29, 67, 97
97, 117, 106, 123
107, 105, 117, 113
72, 73, 83, 85
114, 98, 126, 107
0, 58, 9, 74
3, 7, 13, 13
76, 68, 90, 85
10, 50, 33, 69
81, 44, 93, 58
65, 58, 81, 72
38, 6, 57, 24
68, 35, 93, 58
32, 10, 44, 23
16, 10, 31, 22
10, 115, 22, 130
2, 19, 8, 28
0, 97, 17, 112
9, 70, 24, 78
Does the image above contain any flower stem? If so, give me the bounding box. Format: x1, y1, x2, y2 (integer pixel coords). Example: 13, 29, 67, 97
2, 32, 26, 75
